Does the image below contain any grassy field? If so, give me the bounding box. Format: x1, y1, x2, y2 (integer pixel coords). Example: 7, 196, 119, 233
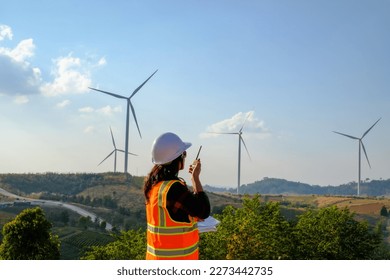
259, 194, 390, 214
54, 227, 114, 259
78, 183, 144, 209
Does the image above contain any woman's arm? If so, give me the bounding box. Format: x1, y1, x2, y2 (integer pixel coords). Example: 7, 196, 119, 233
167, 181, 210, 220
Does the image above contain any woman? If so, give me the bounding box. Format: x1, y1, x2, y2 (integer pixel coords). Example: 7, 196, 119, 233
143, 132, 210, 260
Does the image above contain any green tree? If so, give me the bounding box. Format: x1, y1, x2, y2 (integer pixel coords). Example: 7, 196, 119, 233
60, 210, 70, 225
0, 207, 60, 260
78, 216, 92, 229
371, 222, 390, 259
200, 195, 293, 260
82, 229, 146, 260
380, 206, 388, 217
294, 206, 382, 259
100, 221, 107, 231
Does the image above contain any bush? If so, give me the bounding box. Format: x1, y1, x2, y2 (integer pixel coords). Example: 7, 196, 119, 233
200, 195, 293, 260
0, 207, 60, 260
294, 206, 382, 259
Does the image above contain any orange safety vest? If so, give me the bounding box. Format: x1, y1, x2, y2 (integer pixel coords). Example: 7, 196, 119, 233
146, 180, 199, 260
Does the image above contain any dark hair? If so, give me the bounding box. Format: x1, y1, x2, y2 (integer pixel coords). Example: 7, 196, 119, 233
143, 155, 184, 202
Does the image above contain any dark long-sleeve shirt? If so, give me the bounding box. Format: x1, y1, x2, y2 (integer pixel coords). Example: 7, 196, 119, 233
166, 181, 210, 223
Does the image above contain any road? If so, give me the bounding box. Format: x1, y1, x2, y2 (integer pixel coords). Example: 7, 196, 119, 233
0, 187, 113, 231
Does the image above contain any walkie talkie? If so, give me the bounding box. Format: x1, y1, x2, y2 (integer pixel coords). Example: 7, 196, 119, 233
195, 145, 202, 160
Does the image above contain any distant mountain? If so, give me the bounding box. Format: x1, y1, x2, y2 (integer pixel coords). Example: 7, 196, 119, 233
205, 177, 390, 197
1, 172, 389, 198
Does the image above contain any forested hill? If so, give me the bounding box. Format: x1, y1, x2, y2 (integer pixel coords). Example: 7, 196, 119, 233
0, 172, 143, 195
1, 173, 390, 197
205, 177, 390, 196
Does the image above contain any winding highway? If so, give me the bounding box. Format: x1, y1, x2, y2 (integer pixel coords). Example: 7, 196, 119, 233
0, 187, 113, 231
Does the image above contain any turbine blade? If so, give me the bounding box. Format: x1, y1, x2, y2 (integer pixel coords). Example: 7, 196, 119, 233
333, 131, 359, 140
118, 149, 138, 156
98, 150, 115, 166
109, 126, 116, 148
129, 101, 142, 138
362, 117, 381, 139
361, 141, 371, 169
88, 87, 127, 100
208, 132, 238, 135
240, 111, 252, 132
240, 136, 252, 161
130, 69, 158, 99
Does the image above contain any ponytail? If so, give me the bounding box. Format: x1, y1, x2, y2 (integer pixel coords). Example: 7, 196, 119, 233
143, 156, 184, 202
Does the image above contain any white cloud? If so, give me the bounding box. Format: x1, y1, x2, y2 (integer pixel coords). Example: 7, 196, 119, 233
0, 25, 12, 41
0, 37, 35, 63
13, 95, 29, 104
84, 126, 95, 134
0, 30, 42, 95
56, 99, 71, 108
40, 54, 92, 96
0, 25, 105, 98
0, 54, 42, 95
97, 105, 122, 115
78, 105, 121, 115
200, 111, 270, 139
97, 57, 106, 66
8, 39, 35, 62
79, 106, 94, 113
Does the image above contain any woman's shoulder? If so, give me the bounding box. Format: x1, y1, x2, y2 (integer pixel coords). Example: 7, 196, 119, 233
169, 178, 187, 187
167, 179, 189, 195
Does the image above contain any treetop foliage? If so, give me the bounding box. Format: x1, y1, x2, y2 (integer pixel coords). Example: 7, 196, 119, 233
82, 196, 390, 260
0, 207, 60, 260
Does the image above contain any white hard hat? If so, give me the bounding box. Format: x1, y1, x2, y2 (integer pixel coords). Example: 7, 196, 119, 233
151, 132, 192, 165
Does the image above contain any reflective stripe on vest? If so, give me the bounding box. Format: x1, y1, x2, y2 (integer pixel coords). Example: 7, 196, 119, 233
146, 243, 198, 258
147, 223, 198, 234
157, 180, 170, 227
146, 180, 199, 260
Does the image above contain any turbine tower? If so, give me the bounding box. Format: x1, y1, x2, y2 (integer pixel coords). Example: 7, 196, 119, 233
211, 112, 252, 194
98, 126, 137, 173
89, 69, 158, 174
333, 118, 381, 196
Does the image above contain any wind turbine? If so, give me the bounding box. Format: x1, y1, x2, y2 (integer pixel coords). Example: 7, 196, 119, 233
89, 69, 158, 174
98, 127, 137, 173
333, 118, 381, 196
210, 112, 252, 194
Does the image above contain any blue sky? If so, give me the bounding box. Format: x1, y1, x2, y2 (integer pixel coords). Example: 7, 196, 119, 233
1, 0, 389, 188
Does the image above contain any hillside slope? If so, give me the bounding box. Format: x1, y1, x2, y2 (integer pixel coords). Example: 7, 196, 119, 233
206, 177, 390, 196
